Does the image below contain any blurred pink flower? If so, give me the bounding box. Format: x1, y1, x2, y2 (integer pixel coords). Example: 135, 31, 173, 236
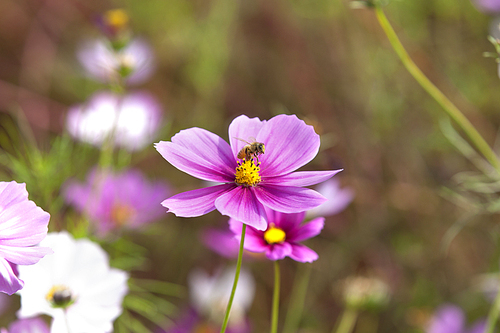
1, 318, 49, 333
306, 178, 354, 219
0, 181, 52, 295
156, 114, 341, 231
77, 38, 155, 85
66, 91, 163, 151
63, 168, 170, 236
229, 208, 324, 262
17, 232, 128, 333
427, 304, 486, 333
471, 0, 500, 13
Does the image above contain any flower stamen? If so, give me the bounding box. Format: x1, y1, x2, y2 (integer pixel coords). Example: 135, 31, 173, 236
264, 224, 286, 244
235, 159, 261, 187
46, 285, 75, 308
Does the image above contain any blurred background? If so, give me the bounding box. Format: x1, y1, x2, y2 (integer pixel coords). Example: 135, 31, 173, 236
1, 0, 500, 332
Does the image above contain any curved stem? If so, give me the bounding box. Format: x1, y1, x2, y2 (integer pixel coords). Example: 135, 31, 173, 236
485, 289, 500, 333
271, 260, 281, 333
333, 308, 358, 333
374, 5, 500, 172
220, 224, 247, 333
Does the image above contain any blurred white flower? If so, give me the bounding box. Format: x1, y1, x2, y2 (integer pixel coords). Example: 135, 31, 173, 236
188, 266, 255, 326
66, 91, 163, 151
306, 179, 354, 219
77, 38, 155, 85
17, 232, 128, 333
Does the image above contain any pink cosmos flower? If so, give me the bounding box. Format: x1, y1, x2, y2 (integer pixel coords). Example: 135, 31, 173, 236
66, 91, 163, 152
63, 168, 170, 236
77, 38, 155, 85
229, 208, 324, 262
426, 304, 486, 333
155, 114, 341, 230
0, 181, 52, 295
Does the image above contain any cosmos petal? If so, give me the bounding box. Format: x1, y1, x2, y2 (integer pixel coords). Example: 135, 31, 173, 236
155, 127, 236, 183
228, 115, 266, 158
427, 305, 465, 333
255, 185, 327, 213
0, 245, 52, 265
263, 170, 343, 187
215, 187, 267, 231
266, 243, 293, 261
162, 184, 234, 217
264, 208, 305, 232
288, 217, 325, 242
288, 244, 319, 263
0, 259, 23, 295
0, 182, 29, 207
201, 229, 240, 258
257, 114, 320, 177
228, 219, 268, 252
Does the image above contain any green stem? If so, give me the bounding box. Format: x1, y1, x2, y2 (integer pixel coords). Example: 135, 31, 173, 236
485, 289, 500, 333
282, 264, 312, 333
271, 260, 281, 333
374, 5, 500, 172
333, 308, 358, 333
220, 224, 247, 333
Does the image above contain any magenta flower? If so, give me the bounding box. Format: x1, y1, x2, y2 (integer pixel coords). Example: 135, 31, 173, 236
155, 114, 341, 230
427, 304, 486, 333
63, 168, 170, 236
229, 208, 324, 262
0, 181, 52, 295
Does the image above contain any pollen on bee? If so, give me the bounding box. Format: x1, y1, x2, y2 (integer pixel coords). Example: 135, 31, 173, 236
234, 159, 261, 187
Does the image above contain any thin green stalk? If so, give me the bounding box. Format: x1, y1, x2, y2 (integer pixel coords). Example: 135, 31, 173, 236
282, 264, 312, 333
374, 5, 500, 172
271, 260, 281, 333
220, 224, 247, 333
333, 308, 358, 333
485, 289, 500, 333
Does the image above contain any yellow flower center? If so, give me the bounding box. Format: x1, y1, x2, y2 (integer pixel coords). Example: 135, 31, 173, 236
46, 285, 74, 308
111, 203, 135, 226
264, 225, 286, 244
104, 9, 129, 31
234, 159, 261, 187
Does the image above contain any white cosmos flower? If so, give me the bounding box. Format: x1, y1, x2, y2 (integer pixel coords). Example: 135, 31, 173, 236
188, 266, 255, 326
66, 91, 162, 152
77, 38, 155, 85
17, 232, 128, 333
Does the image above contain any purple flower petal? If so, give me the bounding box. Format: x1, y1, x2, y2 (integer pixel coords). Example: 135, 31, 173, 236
257, 114, 320, 176
229, 219, 268, 253
228, 115, 266, 158
0, 245, 53, 266
0, 182, 28, 207
0, 259, 23, 295
307, 179, 354, 218
0, 202, 49, 246
215, 187, 267, 230
288, 244, 319, 263
288, 217, 325, 242
266, 209, 305, 231
201, 229, 239, 258
155, 127, 236, 183
266, 243, 293, 261
8, 317, 50, 333
263, 170, 342, 187
255, 185, 327, 213
427, 305, 465, 333
162, 184, 234, 217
